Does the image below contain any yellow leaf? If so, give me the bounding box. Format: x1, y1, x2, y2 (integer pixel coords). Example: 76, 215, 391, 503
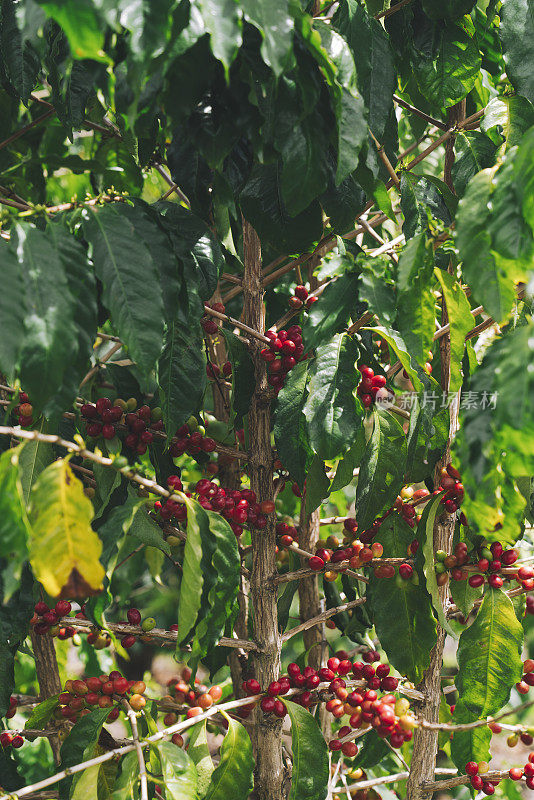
28, 459, 104, 598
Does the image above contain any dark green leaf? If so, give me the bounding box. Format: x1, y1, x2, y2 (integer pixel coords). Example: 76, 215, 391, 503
82, 203, 165, 381
412, 21, 480, 109
396, 275, 435, 367
241, 0, 293, 74
422, 0, 475, 19
240, 163, 324, 256
302, 271, 360, 350
129, 504, 171, 556
355, 409, 407, 531
367, 514, 437, 682
451, 589, 523, 769
204, 714, 254, 800
12, 223, 78, 417
110, 751, 139, 800
24, 695, 60, 729
274, 360, 314, 488
157, 311, 207, 438
0, 446, 29, 582
359, 269, 396, 325
451, 131, 498, 198
304, 454, 330, 515
0, 239, 26, 378
304, 333, 363, 461
351, 730, 390, 768
400, 173, 455, 239
221, 329, 255, 425
58, 707, 111, 800
449, 573, 483, 618
157, 741, 198, 800
500, 0, 534, 104
330, 427, 366, 492
405, 396, 449, 483
286, 700, 329, 800
0, 0, 40, 102
18, 424, 54, 505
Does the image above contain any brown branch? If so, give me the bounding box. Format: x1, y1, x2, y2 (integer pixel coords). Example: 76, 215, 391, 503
281, 598, 366, 641
424, 770, 516, 792
393, 96, 448, 132
0, 108, 56, 152
369, 129, 401, 188
376, 0, 414, 19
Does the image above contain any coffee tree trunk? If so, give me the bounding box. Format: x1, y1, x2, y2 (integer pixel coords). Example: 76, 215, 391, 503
242, 219, 284, 800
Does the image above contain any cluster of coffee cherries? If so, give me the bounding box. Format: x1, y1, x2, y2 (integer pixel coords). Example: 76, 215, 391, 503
244, 651, 413, 756
200, 302, 225, 335
261, 325, 306, 393
55, 672, 147, 724
168, 417, 217, 458
80, 397, 163, 455
437, 464, 465, 515
154, 475, 273, 538
435, 540, 533, 594
31, 600, 77, 640
0, 700, 23, 748
11, 391, 34, 428
465, 753, 534, 794
356, 365, 394, 410
164, 666, 223, 738
287, 284, 318, 312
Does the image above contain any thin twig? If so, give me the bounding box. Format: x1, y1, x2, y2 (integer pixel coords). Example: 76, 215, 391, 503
122, 700, 148, 800
376, 0, 414, 19
204, 304, 270, 345
0, 108, 56, 152
281, 599, 366, 641
393, 96, 448, 132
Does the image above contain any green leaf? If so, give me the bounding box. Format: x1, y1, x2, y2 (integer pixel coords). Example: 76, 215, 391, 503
157, 741, 198, 800
12, 223, 79, 417
0, 446, 30, 576
435, 271, 475, 393
156, 203, 224, 303
0, 239, 26, 378
351, 730, 389, 768
500, 0, 534, 105
396, 275, 435, 368
221, 329, 255, 425
355, 409, 407, 531
35, 0, 109, 61
400, 173, 455, 239
177, 499, 240, 666
359, 269, 396, 326
451, 589, 524, 769
83, 203, 165, 382
188, 720, 214, 798
302, 270, 360, 350
204, 714, 254, 800
110, 751, 139, 800
396, 231, 432, 293
198, 0, 241, 73
24, 694, 60, 730
366, 325, 424, 391
286, 700, 329, 800
456, 169, 516, 323
412, 20, 480, 109
422, 0, 475, 18
482, 95, 534, 149
28, 459, 105, 599
18, 424, 54, 505
315, 22, 367, 185
158, 311, 207, 438
333, 0, 396, 145
129, 504, 171, 556
451, 131, 498, 197
330, 428, 366, 492
449, 574, 483, 618
304, 454, 330, 516
304, 333, 363, 461
59, 707, 111, 800
419, 494, 456, 637
0, 0, 40, 102
274, 96, 330, 216
240, 163, 324, 256
240, 0, 294, 75
274, 360, 314, 488
367, 515, 437, 682
405, 395, 449, 483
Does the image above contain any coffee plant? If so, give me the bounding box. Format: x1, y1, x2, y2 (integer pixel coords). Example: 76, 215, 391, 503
0, 0, 532, 798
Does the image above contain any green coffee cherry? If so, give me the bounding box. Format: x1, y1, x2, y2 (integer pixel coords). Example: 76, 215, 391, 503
126, 397, 137, 411
141, 617, 156, 632
435, 562, 446, 574
187, 416, 198, 432
150, 406, 163, 422
435, 550, 447, 562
